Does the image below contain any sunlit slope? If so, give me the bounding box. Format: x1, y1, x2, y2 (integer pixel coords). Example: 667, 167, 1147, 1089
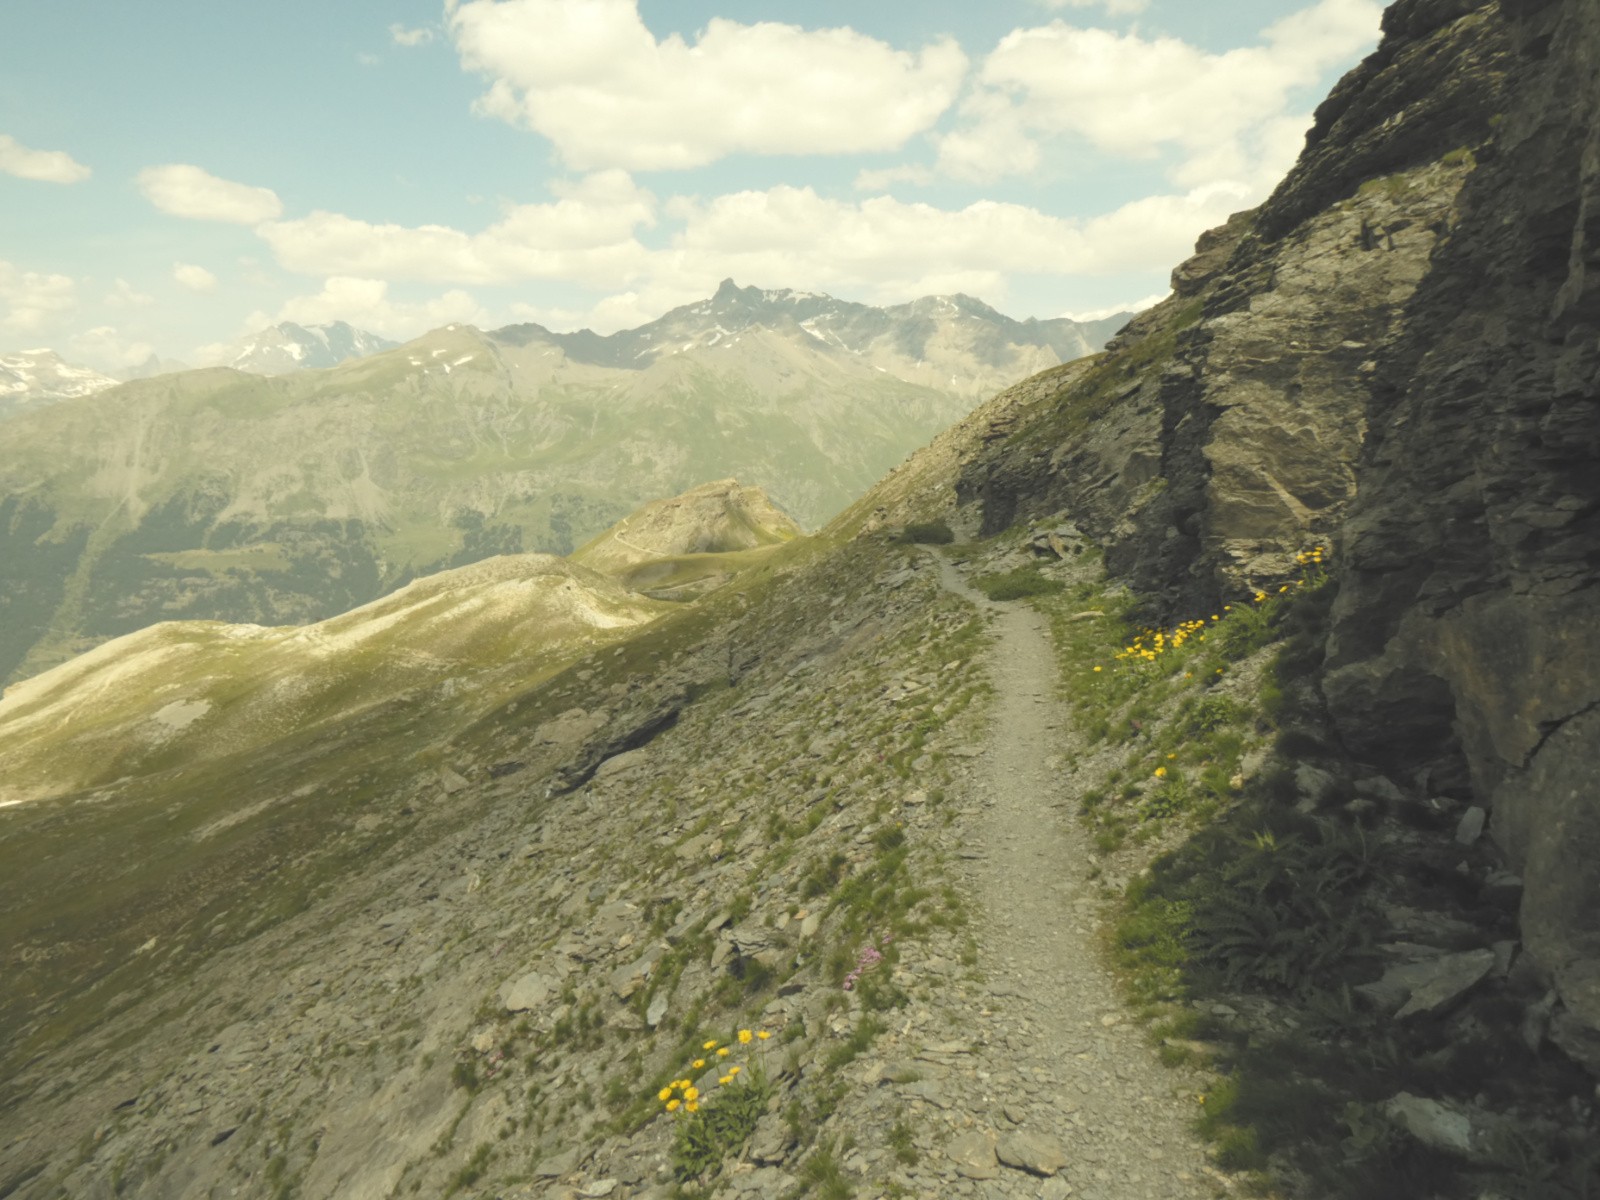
571, 477, 801, 597
0, 553, 666, 806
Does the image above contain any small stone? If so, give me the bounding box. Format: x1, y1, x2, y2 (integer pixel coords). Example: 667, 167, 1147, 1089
535, 1148, 580, 1178
1455, 806, 1487, 845
1394, 949, 1496, 1019
646, 992, 669, 1028
500, 970, 556, 1013
579, 1180, 618, 1198
947, 1131, 999, 1180
1385, 1092, 1474, 1156
749, 1114, 796, 1165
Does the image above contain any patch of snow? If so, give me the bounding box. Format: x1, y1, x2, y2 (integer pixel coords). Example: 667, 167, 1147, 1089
151, 699, 211, 731
450, 354, 475, 367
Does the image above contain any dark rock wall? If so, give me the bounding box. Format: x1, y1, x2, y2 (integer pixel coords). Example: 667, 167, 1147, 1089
1323, 0, 1600, 1064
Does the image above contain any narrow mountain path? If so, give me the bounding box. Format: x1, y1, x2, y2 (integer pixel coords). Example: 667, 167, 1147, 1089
926, 552, 1218, 1199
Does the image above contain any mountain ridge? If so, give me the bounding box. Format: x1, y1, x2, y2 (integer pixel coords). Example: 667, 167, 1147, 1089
0, 285, 1124, 686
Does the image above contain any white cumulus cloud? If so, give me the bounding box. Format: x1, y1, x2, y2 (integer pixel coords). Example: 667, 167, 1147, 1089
0, 134, 92, 184
172, 263, 218, 293
448, 0, 968, 170
70, 326, 155, 372
104, 278, 155, 308
390, 23, 434, 46
137, 164, 284, 224
936, 0, 1382, 191
252, 171, 1250, 334
654, 182, 1250, 307
1036, 0, 1151, 14
258, 170, 655, 286
251, 277, 488, 344
1061, 293, 1169, 322
0, 261, 76, 336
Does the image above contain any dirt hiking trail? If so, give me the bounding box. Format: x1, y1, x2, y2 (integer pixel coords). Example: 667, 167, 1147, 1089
927, 552, 1218, 1199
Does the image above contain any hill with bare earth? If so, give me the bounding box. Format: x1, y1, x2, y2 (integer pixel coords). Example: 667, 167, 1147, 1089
4, 2, 1600, 1198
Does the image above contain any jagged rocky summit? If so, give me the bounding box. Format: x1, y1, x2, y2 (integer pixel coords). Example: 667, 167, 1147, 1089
217, 321, 397, 375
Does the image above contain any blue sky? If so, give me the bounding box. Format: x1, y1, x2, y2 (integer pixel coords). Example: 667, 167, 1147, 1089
0, 0, 1384, 371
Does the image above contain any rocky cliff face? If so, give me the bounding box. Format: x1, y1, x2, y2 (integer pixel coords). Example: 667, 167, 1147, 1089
956, 0, 1600, 1071
1322, 0, 1600, 1071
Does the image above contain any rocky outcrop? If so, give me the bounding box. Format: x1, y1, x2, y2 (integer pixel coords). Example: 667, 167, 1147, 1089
957, 1, 1512, 613
571, 479, 800, 577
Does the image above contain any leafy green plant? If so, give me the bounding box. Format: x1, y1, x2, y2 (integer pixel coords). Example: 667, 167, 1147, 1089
1188, 822, 1382, 995
656, 1029, 776, 1182
796, 1141, 852, 1200
973, 567, 1064, 601
888, 1118, 919, 1165
898, 521, 954, 545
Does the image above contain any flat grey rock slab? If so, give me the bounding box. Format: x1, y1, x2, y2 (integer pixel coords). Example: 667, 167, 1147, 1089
997, 1130, 1068, 1176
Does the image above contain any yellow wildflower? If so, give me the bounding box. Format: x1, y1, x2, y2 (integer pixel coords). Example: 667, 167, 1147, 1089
684, 1086, 699, 1101
757, 1031, 772, 1041
658, 1087, 673, 1102
666, 1098, 680, 1112
693, 1059, 705, 1069
1093, 665, 1102, 673
702, 1040, 718, 1051
719, 1075, 732, 1085
738, 1029, 753, 1044
717, 1047, 731, 1058
728, 1065, 741, 1076
686, 1100, 699, 1113
1154, 767, 1167, 778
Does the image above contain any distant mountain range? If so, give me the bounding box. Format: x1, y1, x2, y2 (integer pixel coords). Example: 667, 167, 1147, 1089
0, 283, 1128, 682
499, 279, 1127, 400
0, 322, 396, 416
214, 320, 397, 375
0, 349, 119, 419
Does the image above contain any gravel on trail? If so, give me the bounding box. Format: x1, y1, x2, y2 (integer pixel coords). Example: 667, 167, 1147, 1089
919, 553, 1219, 1200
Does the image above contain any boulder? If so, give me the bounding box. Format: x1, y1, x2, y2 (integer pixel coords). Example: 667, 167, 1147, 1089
945, 1130, 999, 1180
996, 1130, 1068, 1176
500, 970, 558, 1013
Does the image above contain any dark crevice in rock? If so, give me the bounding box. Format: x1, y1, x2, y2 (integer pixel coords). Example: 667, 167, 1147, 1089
1521, 695, 1600, 771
